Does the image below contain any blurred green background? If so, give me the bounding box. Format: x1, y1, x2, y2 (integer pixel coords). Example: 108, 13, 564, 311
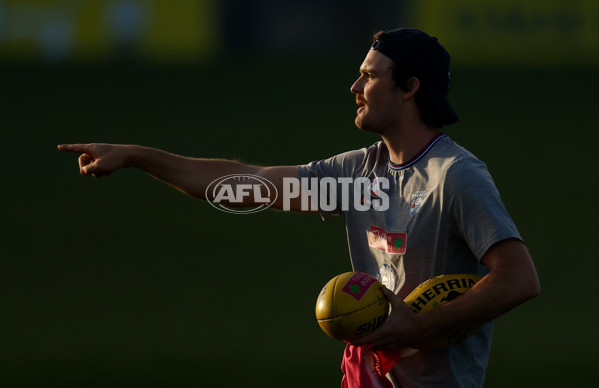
1, 1, 598, 387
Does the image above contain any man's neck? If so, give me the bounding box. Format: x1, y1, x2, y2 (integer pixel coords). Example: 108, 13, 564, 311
381, 125, 441, 165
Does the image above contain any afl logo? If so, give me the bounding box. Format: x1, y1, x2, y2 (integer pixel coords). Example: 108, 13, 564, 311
205, 174, 278, 214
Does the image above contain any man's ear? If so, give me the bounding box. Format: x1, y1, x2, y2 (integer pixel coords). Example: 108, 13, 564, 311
402, 77, 420, 100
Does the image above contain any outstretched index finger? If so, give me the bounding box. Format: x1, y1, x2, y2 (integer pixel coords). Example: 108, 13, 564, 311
57, 144, 92, 154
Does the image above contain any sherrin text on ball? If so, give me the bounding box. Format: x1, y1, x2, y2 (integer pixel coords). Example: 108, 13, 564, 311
404, 273, 483, 348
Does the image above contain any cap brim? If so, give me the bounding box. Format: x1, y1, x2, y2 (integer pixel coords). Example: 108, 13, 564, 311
423, 87, 460, 126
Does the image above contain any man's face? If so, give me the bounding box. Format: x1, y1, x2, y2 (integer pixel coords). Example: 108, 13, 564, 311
350, 50, 402, 135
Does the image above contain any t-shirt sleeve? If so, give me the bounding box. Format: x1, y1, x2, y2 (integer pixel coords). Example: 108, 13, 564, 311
297, 146, 373, 219
445, 157, 522, 261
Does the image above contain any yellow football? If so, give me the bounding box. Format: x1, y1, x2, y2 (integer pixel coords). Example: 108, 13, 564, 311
404, 273, 483, 348
315, 272, 389, 342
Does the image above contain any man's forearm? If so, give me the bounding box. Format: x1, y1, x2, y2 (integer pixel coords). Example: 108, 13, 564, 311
351, 239, 540, 351
416, 239, 540, 344
58, 142, 303, 211
126, 145, 259, 200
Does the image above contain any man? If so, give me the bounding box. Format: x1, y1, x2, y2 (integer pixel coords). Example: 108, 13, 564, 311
59, 29, 539, 387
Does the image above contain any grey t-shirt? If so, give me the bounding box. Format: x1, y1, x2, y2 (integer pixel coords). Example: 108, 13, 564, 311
298, 134, 521, 387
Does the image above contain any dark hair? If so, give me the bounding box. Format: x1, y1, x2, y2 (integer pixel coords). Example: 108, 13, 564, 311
373, 31, 446, 129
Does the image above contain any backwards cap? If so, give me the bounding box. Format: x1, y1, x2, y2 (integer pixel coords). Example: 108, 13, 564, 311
371, 28, 459, 125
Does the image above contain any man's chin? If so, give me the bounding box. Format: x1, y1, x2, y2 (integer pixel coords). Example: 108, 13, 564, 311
355, 119, 384, 135
354, 117, 363, 130
355, 116, 369, 131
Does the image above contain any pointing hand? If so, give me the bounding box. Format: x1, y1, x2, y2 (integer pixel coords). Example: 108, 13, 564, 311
58, 143, 130, 177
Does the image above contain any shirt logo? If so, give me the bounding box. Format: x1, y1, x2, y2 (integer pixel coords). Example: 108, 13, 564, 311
368, 225, 407, 254
410, 191, 428, 216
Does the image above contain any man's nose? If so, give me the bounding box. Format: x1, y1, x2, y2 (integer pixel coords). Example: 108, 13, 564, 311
350, 77, 363, 95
